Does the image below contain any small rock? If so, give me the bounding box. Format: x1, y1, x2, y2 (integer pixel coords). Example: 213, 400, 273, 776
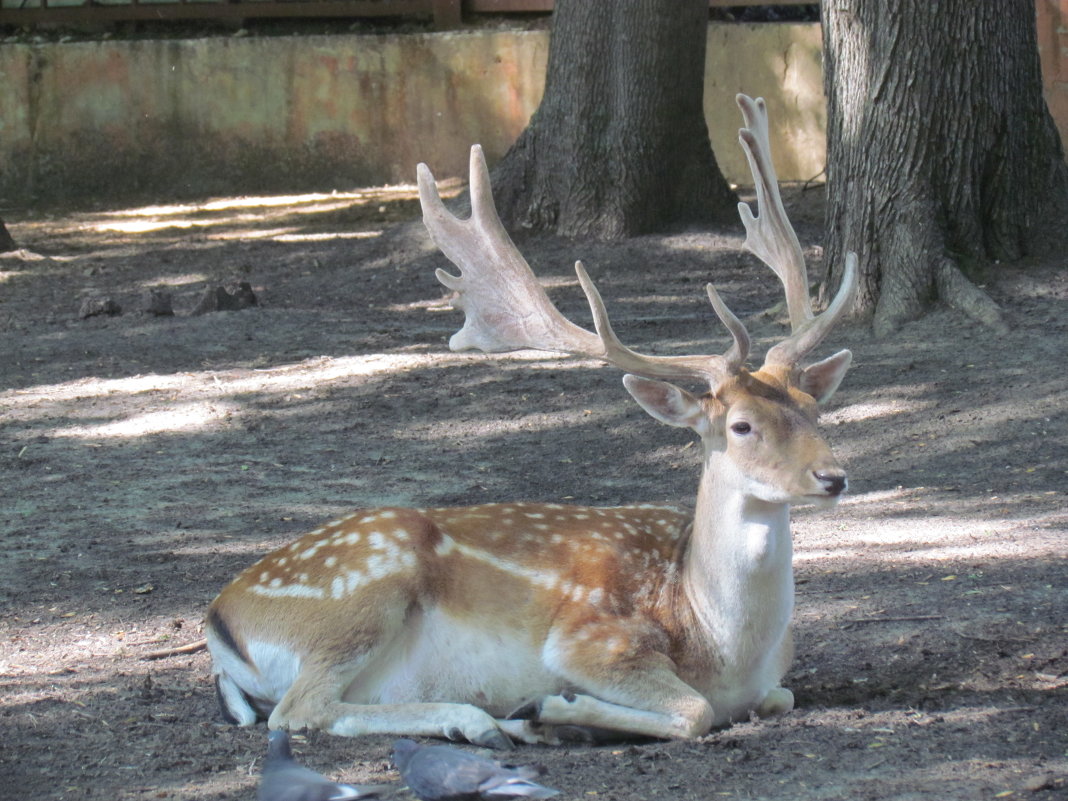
1023, 773, 1055, 792
78, 297, 122, 319
143, 288, 174, 316
191, 281, 258, 315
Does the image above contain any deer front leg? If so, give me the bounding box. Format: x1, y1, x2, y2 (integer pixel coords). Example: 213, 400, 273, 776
512, 619, 714, 741
268, 663, 514, 750
509, 687, 712, 741
755, 625, 794, 718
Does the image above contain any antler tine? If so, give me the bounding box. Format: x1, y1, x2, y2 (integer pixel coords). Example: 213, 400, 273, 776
704, 283, 750, 372
418, 145, 745, 387
735, 94, 813, 333
764, 251, 859, 367
418, 147, 594, 355
735, 94, 857, 367
574, 261, 746, 381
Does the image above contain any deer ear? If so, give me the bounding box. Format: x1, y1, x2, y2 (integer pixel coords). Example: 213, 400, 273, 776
623, 375, 707, 432
799, 349, 853, 404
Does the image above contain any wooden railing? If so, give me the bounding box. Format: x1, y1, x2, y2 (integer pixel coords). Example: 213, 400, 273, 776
0, 0, 813, 31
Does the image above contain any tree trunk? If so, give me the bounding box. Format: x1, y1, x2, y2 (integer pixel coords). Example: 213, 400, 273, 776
0, 217, 15, 253
492, 0, 737, 239
822, 0, 1068, 336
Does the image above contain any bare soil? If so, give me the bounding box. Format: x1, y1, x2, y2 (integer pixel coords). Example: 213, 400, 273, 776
1, 185, 1065, 801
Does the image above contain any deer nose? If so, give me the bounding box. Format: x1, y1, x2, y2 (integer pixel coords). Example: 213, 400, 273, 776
814, 470, 847, 496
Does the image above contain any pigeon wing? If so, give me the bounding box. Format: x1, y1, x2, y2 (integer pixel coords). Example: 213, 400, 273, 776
402, 746, 500, 801
260, 732, 392, 801
478, 772, 560, 800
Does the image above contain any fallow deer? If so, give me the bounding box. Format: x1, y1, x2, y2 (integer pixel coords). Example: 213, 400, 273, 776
206, 95, 859, 748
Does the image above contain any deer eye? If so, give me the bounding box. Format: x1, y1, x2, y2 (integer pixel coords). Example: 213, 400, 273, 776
730, 421, 752, 435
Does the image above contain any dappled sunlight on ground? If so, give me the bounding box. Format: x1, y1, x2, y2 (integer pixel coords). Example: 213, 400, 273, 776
1, 189, 1064, 801
7, 181, 461, 254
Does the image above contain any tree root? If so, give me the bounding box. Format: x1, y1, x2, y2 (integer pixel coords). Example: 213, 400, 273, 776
934, 257, 1009, 333
872, 205, 1010, 337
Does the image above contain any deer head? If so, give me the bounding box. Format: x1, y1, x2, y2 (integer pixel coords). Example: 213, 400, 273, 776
418, 94, 857, 507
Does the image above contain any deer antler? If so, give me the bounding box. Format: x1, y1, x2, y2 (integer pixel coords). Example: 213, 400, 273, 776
735, 94, 858, 367
417, 145, 748, 386
419, 100, 857, 384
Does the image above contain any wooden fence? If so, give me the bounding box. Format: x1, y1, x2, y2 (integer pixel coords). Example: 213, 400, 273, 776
0, 0, 813, 30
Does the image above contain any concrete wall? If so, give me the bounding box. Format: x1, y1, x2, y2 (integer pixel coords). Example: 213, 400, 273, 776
0, 31, 551, 204
1037, 0, 1068, 147
0, 25, 826, 206
1, 16, 1063, 208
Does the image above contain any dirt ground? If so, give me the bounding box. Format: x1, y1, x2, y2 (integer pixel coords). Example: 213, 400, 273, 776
1, 183, 1065, 801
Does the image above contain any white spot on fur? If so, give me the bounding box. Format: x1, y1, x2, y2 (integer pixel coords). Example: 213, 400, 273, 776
366, 552, 398, 579
447, 540, 560, 591
345, 570, 364, 592
248, 583, 324, 599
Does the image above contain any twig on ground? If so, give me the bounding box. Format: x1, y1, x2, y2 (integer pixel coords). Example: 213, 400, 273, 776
140, 638, 208, 660
840, 615, 945, 625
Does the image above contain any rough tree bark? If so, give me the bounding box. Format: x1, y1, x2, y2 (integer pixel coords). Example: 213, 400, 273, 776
491, 0, 737, 239
822, 0, 1068, 336
0, 218, 16, 253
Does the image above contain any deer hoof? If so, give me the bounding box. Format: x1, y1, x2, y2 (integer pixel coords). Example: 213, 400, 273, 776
756, 687, 794, 718
553, 725, 599, 744
473, 728, 515, 750
506, 699, 542, 721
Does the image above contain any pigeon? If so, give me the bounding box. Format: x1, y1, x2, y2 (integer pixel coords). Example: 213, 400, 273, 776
258, 730, 394, 801
391, 739, 560, 801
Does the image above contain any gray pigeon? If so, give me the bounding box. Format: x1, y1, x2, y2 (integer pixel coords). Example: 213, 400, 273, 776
259, 730, 393, 801
391, 739, 559, 801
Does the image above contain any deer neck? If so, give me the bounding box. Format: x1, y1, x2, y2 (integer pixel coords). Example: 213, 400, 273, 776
681, 451, 794, 658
